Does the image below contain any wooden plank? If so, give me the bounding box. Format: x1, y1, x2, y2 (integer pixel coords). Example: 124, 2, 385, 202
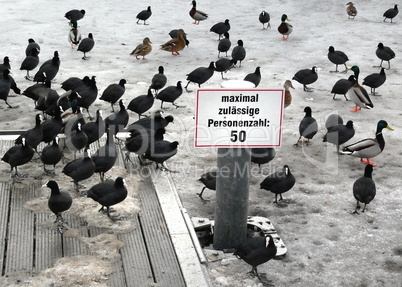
137, 175, 186, 287
119, 214, 154, 286
0, 183, 11, 274
61, 213, 89, 257
4, 183, 36, 276
34, 213, 63, 273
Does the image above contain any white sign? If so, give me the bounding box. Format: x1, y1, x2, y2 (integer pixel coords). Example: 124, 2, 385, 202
195, 89, 284, 147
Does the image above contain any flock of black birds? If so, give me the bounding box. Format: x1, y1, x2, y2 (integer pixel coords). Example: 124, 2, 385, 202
0, 2, 399, 283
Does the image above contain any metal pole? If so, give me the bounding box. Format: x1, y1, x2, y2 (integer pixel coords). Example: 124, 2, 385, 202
213, 147, 250, 251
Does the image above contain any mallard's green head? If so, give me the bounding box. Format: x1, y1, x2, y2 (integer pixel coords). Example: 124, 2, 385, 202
281, 14, 289, 21
377, 120, 394, 132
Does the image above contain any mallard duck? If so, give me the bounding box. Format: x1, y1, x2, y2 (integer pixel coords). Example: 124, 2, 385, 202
347, 66, 373, 111
328, 46, 349, 73
189, 0, 208, 24
346, 2, 357, 19
68, 19, 82, 48
210, 19, 230, 40
283, 80, 294, 108
340, 120, 393, 166
295, 106, 318, 146
376, 43, 395, 69
260, 165, 296, 203
160, 29, 187, 55
259, 10, 271, 29
331, 75, 355, 100
136, 6, 152, 25
323, 120, 355, 153
233, 234, 277, 281
383, 4, 398, 23
362, 68, 386, 95
130, 37, 152, 60
352, 165, 376, 214
278, 14, 292, 40
292, 66, 318, 92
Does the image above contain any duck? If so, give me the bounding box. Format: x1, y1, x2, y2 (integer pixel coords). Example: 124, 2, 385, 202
169, 29, 190, 46
41, 105, 63, 144
244, 67, 261, 87
82, 109, 106, 148
127, 89, 155, 119
362, 68, 386, 95
383, 5, 398, 23
75, 75, 98, 119
260, 165, 296, 203
185, 61, 215, 92
340, 120, 393, 166
292, 66, 318, 92
136, 6, 152, 25
130, 37, 152, 60
144, 140, 179, 171
160, 29, 187, 56
20, 47, 40, 80
331, 75, 355, 100
42, 180, 73, 227
218, 32, 231, 57
259, 11, 271, 29
375, 43, 395, 70
352, 165, 376, 214
2, 137, 34, 179
346, 2, 357, 19
62, 149, 96, 192
150, 66, 167, 95
65, 9, 85, 23
251, 148, 276, 172
233, 234, 277, 281
0, 56, 10, 73
323, 120, 355, 153
25, 38, 40, 56
156, 81, 183, 109
92, 130, 117, 181
33, 51, 60, 83
278, 14, 293, 40
40, 136, 63, 175
295, 106, 318, 146
283, 80, 294, 108
78, 33, 95, 60
197, 171, 217, 203
65, 122, 88, 159
104, 99, 129, 135
68, 19, 82, 48
190, 0, 208, 24
214, 58, 236, 79
0, 69, 14, 108
347, 66, 373, 112
15, 114, 43, 153
87, 177, 128, 218
328, 46, 349, 73
210, 19, 230, 40
100, 79, 126, 112
231, 40, 246, 67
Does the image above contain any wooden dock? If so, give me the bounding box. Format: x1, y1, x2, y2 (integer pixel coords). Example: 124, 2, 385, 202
0, 135, 211, 287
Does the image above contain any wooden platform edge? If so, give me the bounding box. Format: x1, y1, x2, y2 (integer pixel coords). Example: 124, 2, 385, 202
147, 167, 213, 287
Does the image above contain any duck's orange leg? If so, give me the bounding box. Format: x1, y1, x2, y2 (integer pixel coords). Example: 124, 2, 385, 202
350, 105, 362, 112
172, 50, 180, 55
360, 158, 377, 166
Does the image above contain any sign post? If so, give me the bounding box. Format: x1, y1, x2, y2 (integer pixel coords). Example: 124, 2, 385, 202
195, 89, 284, 250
